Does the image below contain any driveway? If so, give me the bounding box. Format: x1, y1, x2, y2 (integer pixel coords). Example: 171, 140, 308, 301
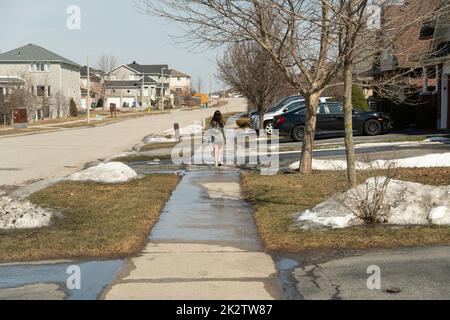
0, 99, 247, 187
288, 246, 450, 300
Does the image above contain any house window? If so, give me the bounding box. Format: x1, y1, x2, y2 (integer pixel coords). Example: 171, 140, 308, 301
177, 77, 181, 81
37, 86, 46, 97
30, 63, 49, 72
420, 25, 435, 40
48, 86, 51, 97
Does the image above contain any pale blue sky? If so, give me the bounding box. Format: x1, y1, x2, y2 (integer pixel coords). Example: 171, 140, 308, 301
0, 0, 222, 91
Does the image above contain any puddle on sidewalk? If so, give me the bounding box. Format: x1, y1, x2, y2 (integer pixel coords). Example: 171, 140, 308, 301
0, 260, 123, 300
149, 170, 262, 251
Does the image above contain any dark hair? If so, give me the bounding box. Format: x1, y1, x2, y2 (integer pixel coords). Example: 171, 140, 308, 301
210, 110, 225, 128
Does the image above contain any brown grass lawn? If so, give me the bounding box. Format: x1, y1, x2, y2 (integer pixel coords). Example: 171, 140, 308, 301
242, 168, 450, 252
139, 141, 180, 152
0, 174, 180, 263
0, 127, 57, 137
111, 154, 173, 163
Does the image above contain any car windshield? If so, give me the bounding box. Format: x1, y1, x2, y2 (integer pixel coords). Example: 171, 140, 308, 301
266, 96, 302, 113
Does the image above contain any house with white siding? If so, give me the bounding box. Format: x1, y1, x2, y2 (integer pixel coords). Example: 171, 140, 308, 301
105, 62, 171, 109
0, 43, 81, 119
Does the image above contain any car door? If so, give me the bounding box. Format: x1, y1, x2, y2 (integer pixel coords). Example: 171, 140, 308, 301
326, 103, 345, 133
316, 103, 334, 134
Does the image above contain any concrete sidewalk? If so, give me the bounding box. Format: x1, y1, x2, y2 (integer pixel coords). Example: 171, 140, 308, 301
104, 170, 281, 300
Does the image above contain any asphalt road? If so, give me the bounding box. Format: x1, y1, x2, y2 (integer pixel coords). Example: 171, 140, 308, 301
0, 99, 247, 187
289, 246, 450, 300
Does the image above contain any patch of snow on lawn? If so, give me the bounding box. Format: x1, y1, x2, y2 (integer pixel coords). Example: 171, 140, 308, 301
163, 123, 203, 136
294, 179, 450, 229
144, 136, 177, 144
0, 196, 53, 230
429, 206, 450, 225
289, 153, 450, 171
425, 137, 450, 143
68, 162, 137, 183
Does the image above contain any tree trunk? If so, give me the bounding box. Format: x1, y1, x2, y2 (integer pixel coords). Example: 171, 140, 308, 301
259, 110, 265, 130
300, 92, 320, 174
343, 59, 357, 187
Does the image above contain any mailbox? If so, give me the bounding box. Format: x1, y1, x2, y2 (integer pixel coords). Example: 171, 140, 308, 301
13, 109, 28, 129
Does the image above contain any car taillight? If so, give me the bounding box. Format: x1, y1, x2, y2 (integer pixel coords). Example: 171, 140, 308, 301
274, 116, 286, 125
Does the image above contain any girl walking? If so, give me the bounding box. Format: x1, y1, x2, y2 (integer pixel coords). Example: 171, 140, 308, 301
208, 110, 226, 167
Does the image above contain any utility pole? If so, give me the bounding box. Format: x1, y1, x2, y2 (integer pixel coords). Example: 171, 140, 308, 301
141, 73, 145, 110
87, 54, 91, 124
209, 74, 212, 99
160, 67, 166, 111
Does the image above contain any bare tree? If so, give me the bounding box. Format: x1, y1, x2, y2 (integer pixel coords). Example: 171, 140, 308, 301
137, 0, 450, 178
217, 41, 285, 130
136, 0, 349, 173
335, 161, 406, 225
0, 85, 32, 124
97, 53, 118, 73
332, 0, 449, 186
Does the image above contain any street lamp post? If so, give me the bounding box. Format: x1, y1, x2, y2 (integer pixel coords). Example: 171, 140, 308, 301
160, 67, 166, 111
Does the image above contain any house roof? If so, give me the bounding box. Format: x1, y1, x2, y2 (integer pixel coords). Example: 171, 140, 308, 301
127, 62, 170, 75
170, 69, 190, 78
0, 76, 25, 86
105, 76, 169, 89
80, 66, 104, 77
0, 44, 80, 68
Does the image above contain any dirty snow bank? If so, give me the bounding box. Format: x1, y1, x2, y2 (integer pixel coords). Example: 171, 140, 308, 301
144, 136, 177, 144
295, 179, 450, 229
68, 162, 137, 183
163, 123, 203, 136
289, 153, 450, 171
0, 196, 53, 230
425, 137, 450, 143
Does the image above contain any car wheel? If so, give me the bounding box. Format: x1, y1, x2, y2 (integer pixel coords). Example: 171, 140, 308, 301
364, 119, 382, 136
265, 121, 273, 135
292, 125, 305, 142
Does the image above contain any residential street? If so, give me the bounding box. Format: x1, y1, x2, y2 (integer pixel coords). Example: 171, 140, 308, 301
0, 98, 247, 187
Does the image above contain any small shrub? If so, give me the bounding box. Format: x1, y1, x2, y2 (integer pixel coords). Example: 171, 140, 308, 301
96, 98, 104, 109
337, 162, 405, 225
69, 98, 78, 117
352, 85, 369, 111
236, 117, 251, 128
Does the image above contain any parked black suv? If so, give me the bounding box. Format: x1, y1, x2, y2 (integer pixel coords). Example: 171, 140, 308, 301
273, 102, 393, 141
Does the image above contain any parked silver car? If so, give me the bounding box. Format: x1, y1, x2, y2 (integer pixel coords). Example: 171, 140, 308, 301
250, 96, 330, 134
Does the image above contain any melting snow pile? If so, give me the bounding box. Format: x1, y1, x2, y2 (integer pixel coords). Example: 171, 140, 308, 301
68, 162, 137, 183
289, 153, 450, 171
163, 123, 203, 136
0, 196, 53, 230
295, 178, 450, 229
144, 136, 177, 144
425, 137, 450, 143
